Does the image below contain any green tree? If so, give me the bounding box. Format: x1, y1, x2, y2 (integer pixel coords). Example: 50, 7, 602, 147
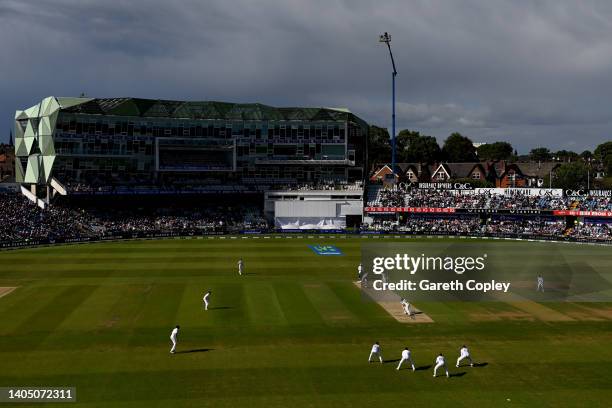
476, 142, 514, 161
594, 141, 612, 161
441, 132, 477, 162
553, 162, 589, 189
529, 147, 552, 162
580, 150, 593, 161
396, 130, 441, 163
599, 177, 612, 189
368, 126, 391, 169
594, 141, 612, 174
604, 156, 612, 176
554, 150, 579, 162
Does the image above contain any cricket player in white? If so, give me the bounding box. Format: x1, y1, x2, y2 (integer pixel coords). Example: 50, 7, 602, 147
203, 290, 211, 310
433, 353, 449, 377
170, 325, 180, 354
401, 298, 413, 317
357, 263, 363, 281
537, 275, 544, 292
368, 342, 384, 363
238, 259, 244, 276
396, 347, 415, 371
456, 345, 473, 367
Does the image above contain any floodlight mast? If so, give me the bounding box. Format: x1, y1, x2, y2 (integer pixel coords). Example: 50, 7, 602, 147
379, 32, 397, 175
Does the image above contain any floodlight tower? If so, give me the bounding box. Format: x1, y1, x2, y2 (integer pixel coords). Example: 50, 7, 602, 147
379, 32, 397, 173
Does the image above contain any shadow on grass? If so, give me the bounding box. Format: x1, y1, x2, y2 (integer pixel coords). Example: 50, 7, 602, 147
473, 362, 488, 367
415, 365, 432, 371
384, 359, 400, 364
209, 306, 232, 310
449, 372, 467, 377
175, 348, 214, 354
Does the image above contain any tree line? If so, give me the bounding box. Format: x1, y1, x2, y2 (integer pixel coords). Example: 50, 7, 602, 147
368, 126, 612, 189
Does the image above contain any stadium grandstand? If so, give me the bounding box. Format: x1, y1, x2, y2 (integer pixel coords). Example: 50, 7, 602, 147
1, 96, 610, 248
11, 96, 368, 232
361, 182, 612, 242
14, 97, 367, 193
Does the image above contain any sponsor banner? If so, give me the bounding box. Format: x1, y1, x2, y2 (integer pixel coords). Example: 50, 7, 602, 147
588, 190, 612, 197
553, 210, 612, 217
366, 207, 552, 215
458, 208, 552, 215
471, 188, 563, 197
564, 189, 612, 197
365, 207, 456, 214
407, 182, 474, 190
2, 231, 612, 249
276, 229, 347, 234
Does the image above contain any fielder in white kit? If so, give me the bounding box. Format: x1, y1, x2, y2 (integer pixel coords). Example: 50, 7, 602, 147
433, 353, 449, 377
357, 263, 363, 281
238, 259, 244, 276
537, 274, 544, 292
169, 325, 180, 354
396, 347, 415, 371
203, 290, 211, 310
456, 345, 474, 367
368, 342, 384, 363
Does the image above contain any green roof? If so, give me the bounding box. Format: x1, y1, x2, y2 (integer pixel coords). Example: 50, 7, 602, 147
57, 97, 367, 124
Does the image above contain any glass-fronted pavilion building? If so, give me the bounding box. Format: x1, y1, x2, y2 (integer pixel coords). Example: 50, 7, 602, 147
14, 97, 369, 196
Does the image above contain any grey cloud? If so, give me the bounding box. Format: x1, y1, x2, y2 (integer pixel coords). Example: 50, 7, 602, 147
1, 0, 611, 152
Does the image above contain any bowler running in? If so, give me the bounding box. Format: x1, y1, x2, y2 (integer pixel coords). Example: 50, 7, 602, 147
401, 298, 413, 318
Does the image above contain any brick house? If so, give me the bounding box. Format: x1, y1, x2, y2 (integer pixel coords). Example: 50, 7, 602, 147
430, 163, 488, 182
370, 163, 431, 183
0, 145, 15, 183
496, 162, 560, 188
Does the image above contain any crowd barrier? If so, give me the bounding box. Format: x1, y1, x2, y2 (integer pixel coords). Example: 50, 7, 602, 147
1, 229, 611, 250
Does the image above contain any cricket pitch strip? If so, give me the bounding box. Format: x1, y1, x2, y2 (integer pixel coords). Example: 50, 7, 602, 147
0, 287, 17, 299
353, 281, 434, 323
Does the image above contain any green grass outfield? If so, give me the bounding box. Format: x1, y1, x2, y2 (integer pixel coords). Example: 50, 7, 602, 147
1, 236, 612, 407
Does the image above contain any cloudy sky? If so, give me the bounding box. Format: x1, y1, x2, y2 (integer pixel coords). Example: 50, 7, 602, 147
1, 0, 612, 152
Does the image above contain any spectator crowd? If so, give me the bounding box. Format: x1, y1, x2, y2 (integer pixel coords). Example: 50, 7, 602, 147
1, 191, 611, 245
0, 193, 269, 243
361, 215, 611, 241
367, 185, 612, 211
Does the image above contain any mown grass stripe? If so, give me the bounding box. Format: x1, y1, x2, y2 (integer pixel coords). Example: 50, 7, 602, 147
9, 285, 98, 350
56, 284, 128, 331
245, 283, 287, 326
273, 282, 324, 325
326, 281, 393, 325
302, 282, 359, 326
136, 283, 186, 328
